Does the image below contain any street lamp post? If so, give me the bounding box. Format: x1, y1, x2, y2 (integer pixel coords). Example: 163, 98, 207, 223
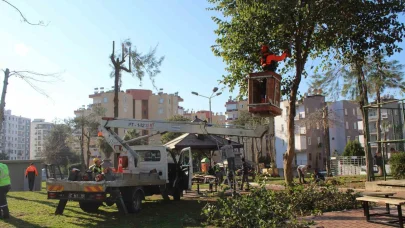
191, 87, 222, 123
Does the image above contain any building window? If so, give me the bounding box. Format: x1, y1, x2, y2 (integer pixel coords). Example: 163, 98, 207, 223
169, 99, 171, 104
103, 97, 108, 103
346, 121, 349, 129
158, 108, 163, 114
306, 108, 309, 113
316, 123, 319, 130
353, 122, 357, 129
345, 109, 348, 115
355, 136, 359, 141
240, 104, 244, 108
308, 137, 311, 145
308, 153, 312, 161
281, 124, 284, 132
347, 136, 351, 143
159, 98, 164, 104
317, 137, 321, 144
353, 108, 356, 115
395, 110, 398, 115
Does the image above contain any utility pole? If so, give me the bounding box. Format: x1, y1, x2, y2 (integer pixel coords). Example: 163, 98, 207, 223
0, 69, 10, 133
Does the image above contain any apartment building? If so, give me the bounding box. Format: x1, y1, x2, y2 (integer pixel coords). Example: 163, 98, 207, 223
84, 87, 184, 146
0, 110, 30, 160
275, 94, 327, 170
328, 100, 362, 155
183, 110, 226, 125
30, 119, 53, 159
225, 98, 248, 126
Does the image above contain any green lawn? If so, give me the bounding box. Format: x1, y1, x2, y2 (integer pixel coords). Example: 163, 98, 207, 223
0, 183, 213, 228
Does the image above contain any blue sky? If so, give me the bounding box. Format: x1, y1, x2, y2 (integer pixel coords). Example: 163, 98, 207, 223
1, 1, 404, 122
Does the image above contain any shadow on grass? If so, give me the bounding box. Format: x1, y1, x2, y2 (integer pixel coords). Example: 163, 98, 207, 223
3, 215, 43, 228
68, 198, 210, 228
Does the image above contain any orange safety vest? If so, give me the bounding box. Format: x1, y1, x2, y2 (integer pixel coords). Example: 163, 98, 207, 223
25, 165, 38, 176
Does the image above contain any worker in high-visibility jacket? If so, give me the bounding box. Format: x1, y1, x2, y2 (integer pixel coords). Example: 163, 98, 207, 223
25, 163, 38, 191
0, 162, 11, 219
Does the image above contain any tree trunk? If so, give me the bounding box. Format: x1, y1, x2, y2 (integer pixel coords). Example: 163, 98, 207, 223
376, 90, 382, 157
251, 138, 255, 171
323, 105, 331, 176
0, 69, 10, 133
357, 62, 374, 181
86, 134, 91, 167
80, 124, 86, 171
268, 116, 278, 176
284, 96, 297, 184
113, 67, 120, 134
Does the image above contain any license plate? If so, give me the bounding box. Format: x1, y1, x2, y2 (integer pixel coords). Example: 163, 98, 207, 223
68, 193, 85, 199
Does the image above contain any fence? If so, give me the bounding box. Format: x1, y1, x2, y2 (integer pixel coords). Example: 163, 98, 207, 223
330, 156, 381, 176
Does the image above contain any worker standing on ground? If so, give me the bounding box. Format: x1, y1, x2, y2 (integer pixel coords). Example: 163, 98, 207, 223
240, 157, 250, 191
0, 162, 11, 219
25, 163, 38, 191
297, 165, 308, 184
221, 140, 235, 173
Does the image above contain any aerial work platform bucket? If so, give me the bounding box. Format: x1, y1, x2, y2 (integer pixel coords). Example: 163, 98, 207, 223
247, 71, 282, 117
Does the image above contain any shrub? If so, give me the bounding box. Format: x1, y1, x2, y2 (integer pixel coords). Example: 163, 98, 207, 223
389, 152, 405, 179
343, 140, 365, 156
202, 184, 360, 228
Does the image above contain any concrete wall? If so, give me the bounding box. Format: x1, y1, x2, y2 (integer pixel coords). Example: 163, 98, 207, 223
0, 160, 43, 191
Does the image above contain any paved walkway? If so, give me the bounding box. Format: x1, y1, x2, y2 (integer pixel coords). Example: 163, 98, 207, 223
307, 207, 400, 228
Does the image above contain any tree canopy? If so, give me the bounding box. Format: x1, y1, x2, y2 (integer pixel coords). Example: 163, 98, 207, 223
343, 140, 365, 157
123, 129, 148, 146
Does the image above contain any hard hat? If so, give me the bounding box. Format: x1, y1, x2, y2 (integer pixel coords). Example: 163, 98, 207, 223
97, 132, 103, 137
93, 158, 100, 163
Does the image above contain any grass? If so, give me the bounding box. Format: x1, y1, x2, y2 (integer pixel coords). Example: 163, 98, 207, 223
0, 182, 214, 228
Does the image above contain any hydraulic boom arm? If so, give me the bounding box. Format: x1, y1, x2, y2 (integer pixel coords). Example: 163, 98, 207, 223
100, 117, 268, 138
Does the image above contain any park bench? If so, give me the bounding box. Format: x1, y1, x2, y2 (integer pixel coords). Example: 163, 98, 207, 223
356, 195, 405, 227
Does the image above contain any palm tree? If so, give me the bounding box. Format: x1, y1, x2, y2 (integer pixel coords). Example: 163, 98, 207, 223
366, 55, 405, 158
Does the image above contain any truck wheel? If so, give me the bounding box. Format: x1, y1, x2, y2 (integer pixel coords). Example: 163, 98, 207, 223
173, 186, 181, 201
125, 190, 143, 213
79, 201, 101, 213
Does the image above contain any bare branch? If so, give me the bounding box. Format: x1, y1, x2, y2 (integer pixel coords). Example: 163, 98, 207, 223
9, 70, 63, 98
120, 66, 131, 73
2, 0, 49, 26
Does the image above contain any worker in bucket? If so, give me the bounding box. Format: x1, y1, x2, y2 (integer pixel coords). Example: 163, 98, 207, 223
25, 163, 38, 191
259, 44, 290, 102
89, 158, 105, 181
0, 162, 11, 219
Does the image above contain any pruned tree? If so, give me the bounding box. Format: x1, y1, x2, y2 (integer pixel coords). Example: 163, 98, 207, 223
2, 0, 49, 26
207, 0, 345, 184
110, 40, 164, 133
123, 129, 148, 146
0, 69, 62, 132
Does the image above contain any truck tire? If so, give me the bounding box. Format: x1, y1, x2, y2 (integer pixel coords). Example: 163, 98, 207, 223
79, 201, 101, 213
125, 190, 143, 213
